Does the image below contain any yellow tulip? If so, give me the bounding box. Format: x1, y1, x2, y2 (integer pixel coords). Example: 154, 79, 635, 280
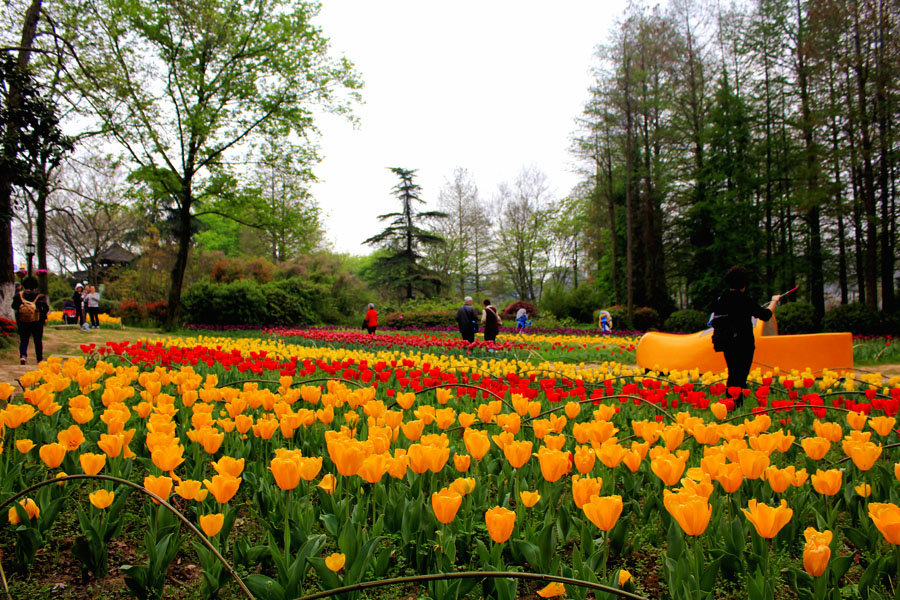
618, 569, 632, 587
742, 499, 793, 539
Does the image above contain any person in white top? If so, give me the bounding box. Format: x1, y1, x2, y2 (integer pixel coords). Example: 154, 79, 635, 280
84, 285, 101, 329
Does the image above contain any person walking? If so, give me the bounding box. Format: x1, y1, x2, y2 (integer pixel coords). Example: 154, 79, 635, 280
12, 276, 50, 365
515, 307, 532, 331
710, 266, 780, 398
481, 299, 500, 343
363, 303, 378, 335
72, 283, 85, 326
455, 296, 478, 343
84, 285, 101, 329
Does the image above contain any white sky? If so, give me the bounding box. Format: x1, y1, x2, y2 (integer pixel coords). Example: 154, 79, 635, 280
311, 1, 626, 256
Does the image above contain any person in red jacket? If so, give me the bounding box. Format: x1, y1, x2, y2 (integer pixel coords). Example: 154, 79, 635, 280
364, 303, 378, 334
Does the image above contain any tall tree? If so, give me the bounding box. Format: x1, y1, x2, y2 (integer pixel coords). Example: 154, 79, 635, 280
364, 168, 446, 300
67, 0, 360, 327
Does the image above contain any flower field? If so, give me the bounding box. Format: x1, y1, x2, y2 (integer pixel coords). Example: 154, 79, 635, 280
1, 333, 900, 599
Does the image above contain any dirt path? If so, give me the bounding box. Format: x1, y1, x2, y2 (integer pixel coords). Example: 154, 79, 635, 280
0, 325, 169, 387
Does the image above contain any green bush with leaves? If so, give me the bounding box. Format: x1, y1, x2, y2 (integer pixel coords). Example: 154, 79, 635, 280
822, 303, 881, 335
383, 309, 453, 329
774, 302, 819, 334
663, 309, 709, 333
541, 284, 606, 323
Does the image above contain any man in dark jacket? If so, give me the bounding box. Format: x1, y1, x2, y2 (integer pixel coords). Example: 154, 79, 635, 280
12, 276, 50, 364
73, 283, 85, 326
455, 296, 478, 343
711, 266, 780, 395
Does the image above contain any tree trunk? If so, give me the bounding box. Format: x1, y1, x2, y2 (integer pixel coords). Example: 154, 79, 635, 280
623, 46, 635, 319
0, 0, 43, 319
876, 0, 894, 311
165, 186, 193, 329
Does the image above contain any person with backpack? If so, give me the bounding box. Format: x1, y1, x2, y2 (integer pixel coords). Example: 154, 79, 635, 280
710, 266, 780, 398
481, 299, 500, 342
12, 276, 50, 365
455, 296, 478, 343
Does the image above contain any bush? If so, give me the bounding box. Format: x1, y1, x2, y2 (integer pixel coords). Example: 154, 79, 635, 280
145, 302, 169, 326
181, 277, 333, 326
384, 309, 453, 329
774, 302, 819, 334
633, 307, 661, 331
501, 301, 538, 321
664, 309, 709, 333
822, 303, 881, 335
117, 300, 146, 325
540, 284, 605, 323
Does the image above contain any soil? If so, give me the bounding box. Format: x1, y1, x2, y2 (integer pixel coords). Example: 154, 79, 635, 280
0, 325, 170, 388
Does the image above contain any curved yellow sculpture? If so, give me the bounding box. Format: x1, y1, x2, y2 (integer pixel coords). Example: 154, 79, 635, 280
635, 314, 853, 374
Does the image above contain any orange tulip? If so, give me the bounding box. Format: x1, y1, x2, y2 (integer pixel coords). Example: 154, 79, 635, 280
803, 527, 832, 577
573, 445, 596, 474
212, 456, 246, 478
764, 465, 795, 494
357, 453, 391, 484
325, 552, 346, 571
328, 439, 366, 477
199, 513, 225, 537
203, 474, 241, 503
801, 437, 830, 460
485, 506, 516, 543
582, 494, 623, 531
849, 441, 882, 471
464, 429, 491, 460
711, 402, 727, 419
503, 440, 533, 469
7, 498, 39, 524
846, 411, 867, 431
565, 401, 581, 420
537, 582, 566, 598
663, 490, 712, 536
89, 489, 115, 509
793, 468, 809, 487
868, 502, 900, 545
742, 499, 793, 539
143, 475, 173, 504
715, 462, 744, 493
596, 442, 627, 469
431, 488, 463, 524
811, 469, 842, 496
400, 419, 425, 442
869, 416, 897, 437
175, 479, 209, 501
622, 450, 642, 473
650, 453, 686, 486
151, 443, 185, 472
536, 447, 570, 482
813, 420, 842, 443
855, 483, 872, 498
15, 439, 34, 454
520, 490, 541, 508
270, 456, 301, 490
57, 425, 85, 451
895, 461, 900, 483
318, 473, 336, 494
39, 443, 66, 468
454, 454, 471, 472
736, 449, 770, 480
299, 456, 323, 481
572, 476, 602, 509
79, 452, 106, 475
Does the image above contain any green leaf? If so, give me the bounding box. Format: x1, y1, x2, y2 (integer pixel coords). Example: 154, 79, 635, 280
244, 574, 286, 600
830, 554, 853, 581
667, 519, 684, 560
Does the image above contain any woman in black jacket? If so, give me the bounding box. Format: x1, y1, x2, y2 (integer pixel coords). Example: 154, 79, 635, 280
12, 276, 50, 364
712, 266, 780, 395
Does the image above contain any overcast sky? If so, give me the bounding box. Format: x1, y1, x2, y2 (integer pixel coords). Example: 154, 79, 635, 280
310, 1, 626, 256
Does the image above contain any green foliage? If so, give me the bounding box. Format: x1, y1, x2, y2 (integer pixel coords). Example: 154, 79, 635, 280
664, 309, 709, 333
540, 284, 606, 323
46, 273, 73, 308
383, 309, 453, 329
774, 302, 819, 334
633, 307, 661, 331
364, 168, 447, 300
822, 303, 882, 335
604, 306, 632, 330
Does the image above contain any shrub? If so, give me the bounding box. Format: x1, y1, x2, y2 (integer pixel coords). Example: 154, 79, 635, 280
501, 301, 538, 321
117, 300, 146, 325
774, 302, 819, 334
633, 307, 661, 331
822, 303, 881, 335
664, 309, 709, 333
541, 284, 605, 323
384, 309, 453, 329
145, 302, 169, 326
